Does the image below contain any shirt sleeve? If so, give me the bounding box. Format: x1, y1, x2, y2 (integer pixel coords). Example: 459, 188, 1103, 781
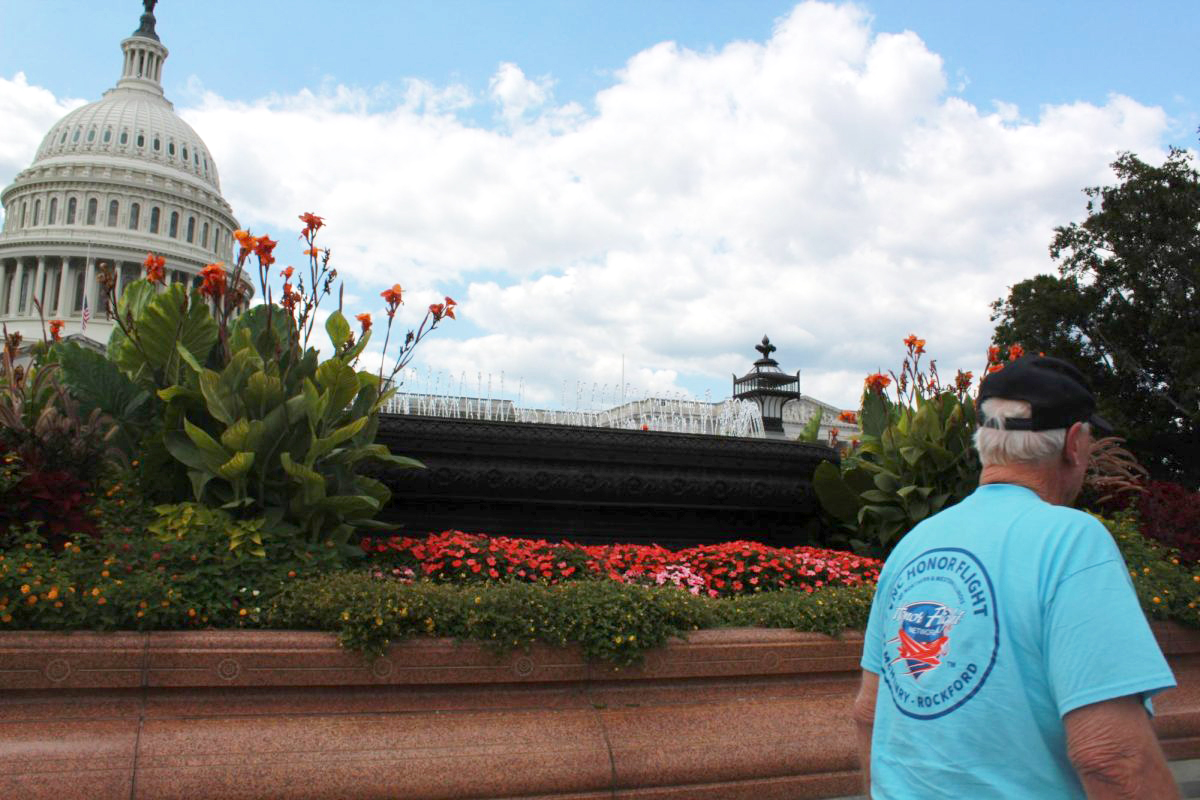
1043, 557, 1176, 717
860, 564, 889, 674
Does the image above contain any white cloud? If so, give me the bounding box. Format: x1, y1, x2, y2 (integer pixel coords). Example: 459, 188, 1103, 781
0, 2, 1173, 411
0, 73, 85, 219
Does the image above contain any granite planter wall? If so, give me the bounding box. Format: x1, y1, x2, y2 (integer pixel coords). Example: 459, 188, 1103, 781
1, 623, 1198, 800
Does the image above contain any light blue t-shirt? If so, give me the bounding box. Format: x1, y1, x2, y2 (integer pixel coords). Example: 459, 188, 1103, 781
861, 483, 1175, 799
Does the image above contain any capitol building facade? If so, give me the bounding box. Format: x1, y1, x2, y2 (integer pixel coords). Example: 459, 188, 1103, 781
0, 4, 239, 349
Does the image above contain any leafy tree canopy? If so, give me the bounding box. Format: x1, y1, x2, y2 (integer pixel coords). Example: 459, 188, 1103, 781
991, 143, 1200, 487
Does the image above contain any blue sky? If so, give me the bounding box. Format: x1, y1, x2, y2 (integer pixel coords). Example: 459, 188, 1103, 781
3, 1, 1196, 130
1, 1, 1197, 409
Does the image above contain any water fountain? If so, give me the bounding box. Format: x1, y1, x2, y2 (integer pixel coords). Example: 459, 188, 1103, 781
371, 362, 835, 548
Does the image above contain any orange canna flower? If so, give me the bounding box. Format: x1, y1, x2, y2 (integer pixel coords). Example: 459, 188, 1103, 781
299, 212, 325, 238
143, 252, 166, 284
303, 247, 321, 257
381, 284, 404, 317
914, 338, 926, 355
987, 363, 1005, 374
954, 369, 973, 393
48, 319, 64, 342
1007, 343, 1025, 361
280, 266, 294, 280
987, 345, 1001, 364
430, 296, 457, 320
198, 263, 227, 299
233, 229, 258, 249
903, 334, 919, 349
356, 312, 372, 332
254, 234, 278, 267
864, 372, 892, 394
837, 410, 858, 424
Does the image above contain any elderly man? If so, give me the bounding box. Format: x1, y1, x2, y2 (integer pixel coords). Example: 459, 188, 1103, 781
854, 355, 1178, 798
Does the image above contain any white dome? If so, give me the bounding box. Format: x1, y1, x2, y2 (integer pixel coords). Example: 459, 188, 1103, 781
34, 88, 221, 192
0, 4, 243, 352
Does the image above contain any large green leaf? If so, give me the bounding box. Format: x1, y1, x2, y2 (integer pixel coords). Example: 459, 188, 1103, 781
811, 460, 862, 524
325, 310, 352, 350
313, 494, 380, 518
306, 416, 369, 464
183, 416, 230, 467
220, 418, 264, 452
136, 284, 219, 374
280, 451, 326, 504
229, 304, 296, 356
861, 388, 891, 438
117, 280, 158, 323
244, 371, 285, 418
353, 475, 391, 507
198, 369, 239, 425
54, 341, 153, 422
315, 360, 360, 418
217, 451, 255, 481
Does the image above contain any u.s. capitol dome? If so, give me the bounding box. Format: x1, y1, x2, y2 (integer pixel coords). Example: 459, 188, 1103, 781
0, 2, 241, 348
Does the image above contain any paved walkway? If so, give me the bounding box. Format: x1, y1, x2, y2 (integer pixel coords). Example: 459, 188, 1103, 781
830, 758, 1200, 799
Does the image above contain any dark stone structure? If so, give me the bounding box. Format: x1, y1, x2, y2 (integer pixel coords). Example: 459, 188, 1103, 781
371, 414, 838, 548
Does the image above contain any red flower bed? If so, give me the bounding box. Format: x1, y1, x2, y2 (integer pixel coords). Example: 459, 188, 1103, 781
361, 531, 881, 598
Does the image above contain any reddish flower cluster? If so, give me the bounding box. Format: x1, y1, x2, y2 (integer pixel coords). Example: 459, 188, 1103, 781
986, 343, 1026, 374
429, 297, 457, 321
355, 312, 372, 333
233, 230, 277, 268
47, 319, 64, 342
903, 334, 927, 355
381, 284, 404, 317
864, 372, 892, 394
299, 212, 325, 239
360, 531, 881, 598
837, 410, 858, 424
198, 263, 227, 299
143, 252, 166, 284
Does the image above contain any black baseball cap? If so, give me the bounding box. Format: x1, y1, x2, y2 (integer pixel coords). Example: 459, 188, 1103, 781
977, 355, 1113, 435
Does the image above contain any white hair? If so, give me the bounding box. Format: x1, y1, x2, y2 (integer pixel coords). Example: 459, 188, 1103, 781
973, 398, 1078, 467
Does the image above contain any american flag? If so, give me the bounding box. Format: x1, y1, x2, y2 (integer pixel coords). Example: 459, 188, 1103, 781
81, 294, 90, 331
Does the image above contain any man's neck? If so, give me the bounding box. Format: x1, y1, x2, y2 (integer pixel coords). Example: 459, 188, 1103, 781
979, 465, 1070, 506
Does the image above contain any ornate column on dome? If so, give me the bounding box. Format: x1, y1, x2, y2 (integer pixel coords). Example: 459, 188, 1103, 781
733, 336, 801, 440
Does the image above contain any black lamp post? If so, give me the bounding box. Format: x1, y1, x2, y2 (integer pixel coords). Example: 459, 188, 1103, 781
733, 336, 800, 438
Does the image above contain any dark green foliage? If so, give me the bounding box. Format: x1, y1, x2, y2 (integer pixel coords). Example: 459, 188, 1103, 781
991, 146, 1200, 486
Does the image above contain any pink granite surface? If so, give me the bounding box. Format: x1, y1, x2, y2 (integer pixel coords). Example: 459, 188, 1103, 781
0, 623, 1196, 799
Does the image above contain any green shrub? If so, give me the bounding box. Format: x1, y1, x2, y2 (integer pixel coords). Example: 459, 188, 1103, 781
1104, 511, 1200, 627
264, 572, 872, 665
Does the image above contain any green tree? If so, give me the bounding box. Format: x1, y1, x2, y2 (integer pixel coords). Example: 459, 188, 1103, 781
991, 145, 1200, 486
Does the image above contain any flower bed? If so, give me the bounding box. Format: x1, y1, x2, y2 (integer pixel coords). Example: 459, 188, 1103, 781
361, 530, 881, 597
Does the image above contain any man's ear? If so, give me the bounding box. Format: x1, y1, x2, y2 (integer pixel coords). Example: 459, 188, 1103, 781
1063, 422, 1089, 466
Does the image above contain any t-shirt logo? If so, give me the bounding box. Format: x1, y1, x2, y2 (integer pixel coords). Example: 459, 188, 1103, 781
890, 602, 964, 679
880, 547, 1000, 719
